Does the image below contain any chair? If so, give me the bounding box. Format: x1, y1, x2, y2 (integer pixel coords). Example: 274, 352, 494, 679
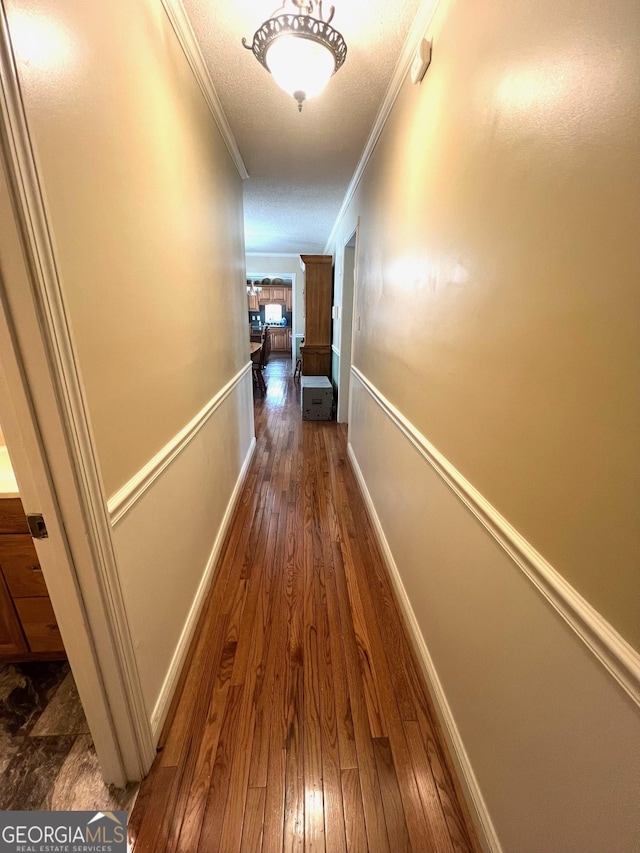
261, 326, 271, 365
251, 342, 267, 396
293, 336, 304, 380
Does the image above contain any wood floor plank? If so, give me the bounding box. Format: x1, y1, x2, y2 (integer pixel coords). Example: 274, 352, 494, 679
196, 682, 244, 852
335, 512, 437, 852
417, 707, 478, 853
217, 529, 273, 853
330, 541, 390, 853
260, 503, 296, 853
313, 428, 357, 774
341, 769, 368, 853
325, 433, 417, 724
302, 429, 326, 853
404, 720, 456, 853
372, 737, 411, 853
129, 356, 479, 853
314, 508, 347, 852
240, 787, 266, 853
174, 579, 245, 853
282, 496, 305, 853
249, 506, 288, 789
131, 766, 175, 853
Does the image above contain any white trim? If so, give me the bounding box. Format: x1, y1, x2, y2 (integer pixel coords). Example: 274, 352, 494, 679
347, 442, 502, 853
324, 0, 441, 253
331, 344, 341, 357
159, 0, 248, 180
0, 5, 154, 778
351, 366, 640, 708
150, 434, 257, 737
108, 363, 252, 525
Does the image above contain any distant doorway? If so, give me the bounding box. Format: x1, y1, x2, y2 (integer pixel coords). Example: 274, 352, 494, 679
337, 228, 357, 423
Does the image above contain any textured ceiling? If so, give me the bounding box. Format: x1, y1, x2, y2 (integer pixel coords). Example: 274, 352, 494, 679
182, 0, 422, 254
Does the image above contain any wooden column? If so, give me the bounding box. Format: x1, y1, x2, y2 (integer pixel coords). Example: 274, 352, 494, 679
300, 254, 332, 377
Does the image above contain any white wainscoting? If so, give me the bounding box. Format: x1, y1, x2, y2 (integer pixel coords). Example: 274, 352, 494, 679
348, 368, 640, 853
109, 364, 255, 739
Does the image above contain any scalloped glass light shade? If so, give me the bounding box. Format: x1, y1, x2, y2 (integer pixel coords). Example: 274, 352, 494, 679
265, 35, 336, 101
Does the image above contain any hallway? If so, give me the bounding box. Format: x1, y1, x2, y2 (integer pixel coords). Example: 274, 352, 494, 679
128, 356, 479, 853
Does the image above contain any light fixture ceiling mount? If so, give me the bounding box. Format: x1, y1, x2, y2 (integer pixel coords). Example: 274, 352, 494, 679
243, 1, 347, 112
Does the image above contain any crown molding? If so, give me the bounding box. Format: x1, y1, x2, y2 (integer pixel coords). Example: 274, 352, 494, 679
324, 0, 441, 253
160, 0, 249, 180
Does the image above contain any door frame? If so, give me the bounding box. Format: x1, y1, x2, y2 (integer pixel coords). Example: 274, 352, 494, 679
337, 223, 359, 424
0, 5, 154, 785
247, 270, 297, 360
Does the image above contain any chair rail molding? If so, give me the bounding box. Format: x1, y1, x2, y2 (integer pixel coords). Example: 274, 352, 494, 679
160, 0, 249, 180
351, 366, 640, 708
108, 362, 252, 525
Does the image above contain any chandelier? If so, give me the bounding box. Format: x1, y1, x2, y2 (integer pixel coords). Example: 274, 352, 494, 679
243, 1, 347, 112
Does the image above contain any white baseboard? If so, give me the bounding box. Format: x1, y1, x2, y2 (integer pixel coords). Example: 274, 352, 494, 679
347, 443, 502, 853
149, 434, 256, 739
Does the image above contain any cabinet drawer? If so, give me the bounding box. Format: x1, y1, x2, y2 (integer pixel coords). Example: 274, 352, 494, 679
14, 598, 64, 653
0, 498, 29, 534
0, 535, 48, 598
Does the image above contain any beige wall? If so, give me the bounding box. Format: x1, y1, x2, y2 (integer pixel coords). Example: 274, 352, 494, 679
330, 0, 640, 649
5, 0, 249, 497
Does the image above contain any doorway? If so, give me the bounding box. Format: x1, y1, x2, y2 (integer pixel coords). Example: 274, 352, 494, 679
0, 417, 137, 808
336, 227, 358, 424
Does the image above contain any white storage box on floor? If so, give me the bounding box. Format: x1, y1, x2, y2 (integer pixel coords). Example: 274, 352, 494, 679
301, 375, 333, 420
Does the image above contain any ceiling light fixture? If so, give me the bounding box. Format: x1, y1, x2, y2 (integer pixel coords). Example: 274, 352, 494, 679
243, 1, 347, 113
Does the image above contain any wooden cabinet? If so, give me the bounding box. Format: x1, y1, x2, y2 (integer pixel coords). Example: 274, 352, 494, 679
248, 282, 293, 315
0, 498, 65, 660
300, 254, 332, 377
269, 326, 292, 352
270, 286, 285, 302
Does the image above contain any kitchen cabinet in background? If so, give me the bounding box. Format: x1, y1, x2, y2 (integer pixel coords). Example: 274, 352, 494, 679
269, 326, 292, 352
0, 497, 65, 660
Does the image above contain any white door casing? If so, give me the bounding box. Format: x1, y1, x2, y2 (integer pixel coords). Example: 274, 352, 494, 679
0, 3, 155, 784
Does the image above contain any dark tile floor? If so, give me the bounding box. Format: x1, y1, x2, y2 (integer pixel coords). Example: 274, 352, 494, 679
0, 660, 137, 811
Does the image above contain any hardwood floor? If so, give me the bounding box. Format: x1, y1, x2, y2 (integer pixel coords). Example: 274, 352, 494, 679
129, 355, 480, 853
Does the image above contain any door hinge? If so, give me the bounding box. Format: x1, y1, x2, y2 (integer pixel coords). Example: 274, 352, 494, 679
27, 513, 48, 540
